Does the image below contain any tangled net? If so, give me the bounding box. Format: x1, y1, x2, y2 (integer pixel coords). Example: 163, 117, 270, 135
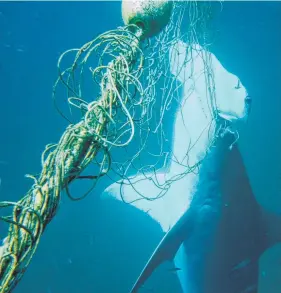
110, 1, 219, 201
0, 1, 218, 292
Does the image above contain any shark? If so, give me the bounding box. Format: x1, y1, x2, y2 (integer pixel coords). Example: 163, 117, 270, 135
101, 39, 280, 293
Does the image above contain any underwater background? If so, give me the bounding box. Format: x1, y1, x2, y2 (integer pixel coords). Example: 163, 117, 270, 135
0, 1, 280, 293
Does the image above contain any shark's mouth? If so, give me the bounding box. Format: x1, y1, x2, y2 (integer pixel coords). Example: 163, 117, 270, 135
217, 112, 241, 121
217, 110, 249, 122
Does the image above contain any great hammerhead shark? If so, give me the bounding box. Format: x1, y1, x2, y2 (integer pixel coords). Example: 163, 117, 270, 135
102, 40, 281, 293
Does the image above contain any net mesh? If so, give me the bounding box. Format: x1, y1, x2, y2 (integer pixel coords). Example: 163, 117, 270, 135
0, 1, 218, 292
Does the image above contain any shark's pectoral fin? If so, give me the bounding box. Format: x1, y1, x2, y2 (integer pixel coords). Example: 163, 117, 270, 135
102, 172, 189, 232
101, 172, 195, 292
130, 208, 196, 293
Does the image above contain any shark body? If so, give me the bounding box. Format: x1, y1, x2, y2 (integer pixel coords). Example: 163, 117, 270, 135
102, 40, 280, 293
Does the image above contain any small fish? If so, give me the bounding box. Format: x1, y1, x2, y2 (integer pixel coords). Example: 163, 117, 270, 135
232, 258, 251, 271
167, 267, 182, 272
229, 258, 254, 280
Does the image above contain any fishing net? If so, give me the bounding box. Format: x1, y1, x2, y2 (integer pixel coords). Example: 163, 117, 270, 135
0, 1, 216, 292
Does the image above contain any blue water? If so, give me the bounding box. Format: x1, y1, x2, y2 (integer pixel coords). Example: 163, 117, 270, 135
0, 1, 280, 293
